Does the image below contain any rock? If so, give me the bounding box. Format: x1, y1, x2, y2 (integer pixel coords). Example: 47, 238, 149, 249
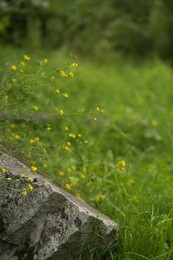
0, 151, 118, 260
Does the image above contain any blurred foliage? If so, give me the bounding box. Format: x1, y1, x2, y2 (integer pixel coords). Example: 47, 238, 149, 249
1, 0, 173, 61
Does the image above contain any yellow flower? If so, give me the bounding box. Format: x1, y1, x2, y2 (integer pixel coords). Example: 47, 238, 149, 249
80, 174, 86, 179
20, 61, 25, 67
59, 171, 65, 177
28, 177, 33, 182
67, 141, 71, 147
58, 109, 64, 116
64, 146, 72, 152
59, 109, 64, 116
65, 183, 71, 190
96, 194, 106, 202
60, 70, 66, 77
22, 191, 27, 196
116, 160, 126, 173
77, 134, 82, 138
20, 173, 25, 178
28, 184, 33, 191
96, 107, 103, 113
63, 93, 69, 98
20, 69, 24, 73
55, 88, 60, 94
7, 177, 12, 182
24, 55, 30, 61
121, 160, 126, 167
84, 140, 89, 144
15, 134, 20, 140
31, 166, 37, 172
93, 117, 97, 122
11, 65, 17, 71
69, 72, 74, 77
43, 58, 48, 64
1, 168, 7, 174
30, 139, 35, 144
11, 78, 17, 83
129, 179, 135, 185
70, 63, 78, 67
68, 133, 76, 139
64, 126, 69, 131
33, 105, 39, 111
47, 127, 52, 131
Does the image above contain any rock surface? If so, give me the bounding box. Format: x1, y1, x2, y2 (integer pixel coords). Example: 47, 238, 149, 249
0, 151, 118, 260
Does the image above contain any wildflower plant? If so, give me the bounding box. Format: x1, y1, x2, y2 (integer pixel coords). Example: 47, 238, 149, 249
0, 53, 127, 204
0, 53, 98, 199
0, 168, 35, 198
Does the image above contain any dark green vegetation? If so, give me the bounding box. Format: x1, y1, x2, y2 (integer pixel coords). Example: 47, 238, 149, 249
1, 47, 173, 259
1, 0, 173, 62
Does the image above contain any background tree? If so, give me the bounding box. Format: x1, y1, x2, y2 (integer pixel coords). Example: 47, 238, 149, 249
0, 0, 173, 62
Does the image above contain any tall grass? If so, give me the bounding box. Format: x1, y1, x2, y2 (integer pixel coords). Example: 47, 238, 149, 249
1, 46, 173, 259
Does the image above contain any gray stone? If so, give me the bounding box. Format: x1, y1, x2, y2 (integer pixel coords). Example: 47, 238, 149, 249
0, 151, 118, 260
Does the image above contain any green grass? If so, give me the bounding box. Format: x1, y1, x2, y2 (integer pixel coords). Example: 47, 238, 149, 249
1, 45, 173, 259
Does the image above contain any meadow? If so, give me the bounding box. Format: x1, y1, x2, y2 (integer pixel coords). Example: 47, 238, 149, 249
1, 45, 173, 259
